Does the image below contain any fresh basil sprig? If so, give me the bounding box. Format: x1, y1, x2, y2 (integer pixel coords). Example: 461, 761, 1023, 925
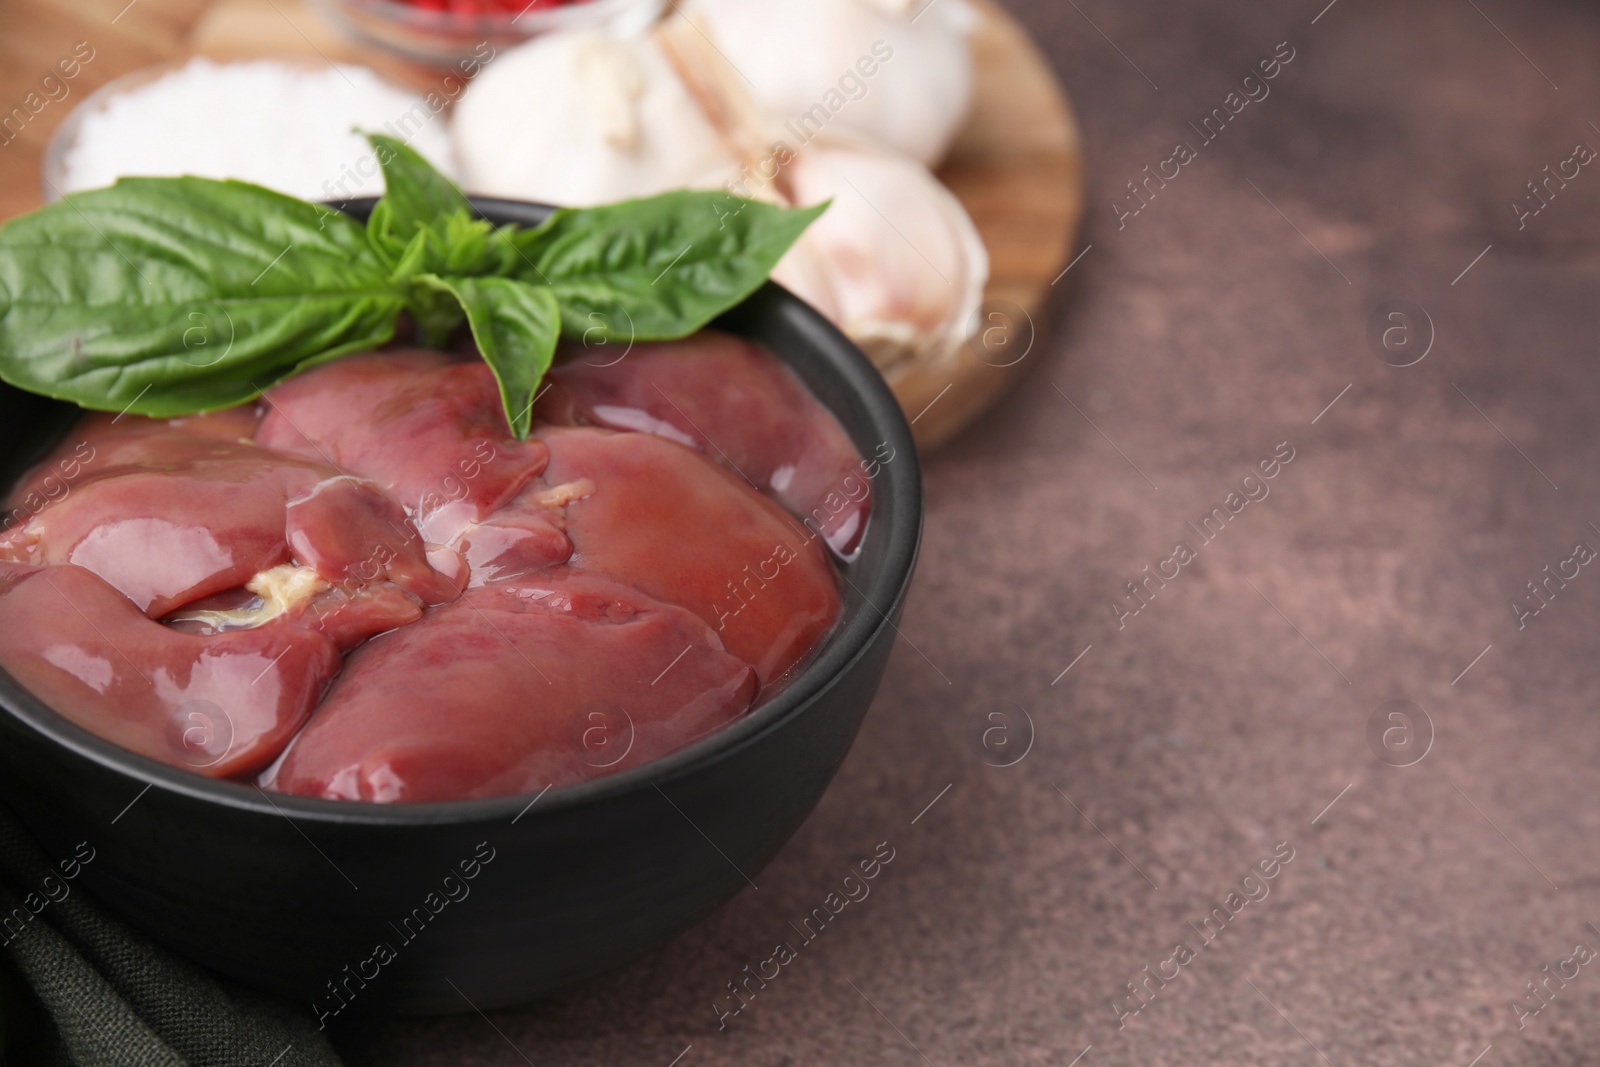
0, 133, 824, 440
509, 191, 826, 343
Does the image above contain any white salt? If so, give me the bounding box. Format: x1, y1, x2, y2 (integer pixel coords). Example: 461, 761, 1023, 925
58, 58, 460, 202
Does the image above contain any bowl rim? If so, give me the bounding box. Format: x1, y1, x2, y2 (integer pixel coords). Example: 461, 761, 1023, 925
0, 194, 923, 827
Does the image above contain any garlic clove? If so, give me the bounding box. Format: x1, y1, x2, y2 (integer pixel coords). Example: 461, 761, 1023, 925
764, 227, 846, 325
453, 30, 739, 206
764, 136, 988, 377
685, 0, 976, 168
579, 37, 647, 149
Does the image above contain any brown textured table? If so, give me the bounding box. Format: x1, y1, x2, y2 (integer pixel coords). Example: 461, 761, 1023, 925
8, 0, 1600, 1064
338, 1, 1600, 1064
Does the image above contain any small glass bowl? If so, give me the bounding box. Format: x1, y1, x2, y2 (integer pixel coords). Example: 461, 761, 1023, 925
41, 61, 180, 203
305, 0, 666, 67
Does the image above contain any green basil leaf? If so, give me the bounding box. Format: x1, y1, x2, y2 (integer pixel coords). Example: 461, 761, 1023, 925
437, 212, 504, 276
511, 192, 826, 342
417, 275, 559, 440
482, 224, 528, 277
386, 226, 433, 284
0, 177, 404, 416
364, 132, 475, 263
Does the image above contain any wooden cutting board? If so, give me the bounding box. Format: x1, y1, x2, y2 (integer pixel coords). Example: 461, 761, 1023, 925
893, 0, 1084, 448
0, 0, 1082, 450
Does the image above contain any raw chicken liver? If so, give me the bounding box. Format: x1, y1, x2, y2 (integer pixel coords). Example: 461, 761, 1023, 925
538, 332, 874, 556
0, 433, 322, 616
540, 426, 840, 686
262, 572, 757, 802
255, 351, 552, 544
0, 333, 865, 800
1, 423, 459, 617
0, 562, 341, 777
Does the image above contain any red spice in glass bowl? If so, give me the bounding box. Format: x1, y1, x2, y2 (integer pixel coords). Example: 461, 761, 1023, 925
307, 0, 663, 67
398, 0, 589, 12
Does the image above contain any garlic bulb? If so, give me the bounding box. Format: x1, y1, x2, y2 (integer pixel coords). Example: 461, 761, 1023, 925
685, 0, 976, 168
452, 30, 738, 206
457, 12, 988, 381
655, 15, 987, 376
748, 136, 988, 377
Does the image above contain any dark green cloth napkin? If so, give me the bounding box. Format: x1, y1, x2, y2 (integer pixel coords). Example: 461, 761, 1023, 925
0, 804, 344, 1067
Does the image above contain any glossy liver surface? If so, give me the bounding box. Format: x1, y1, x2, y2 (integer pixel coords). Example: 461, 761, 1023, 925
0, 332, 869, 801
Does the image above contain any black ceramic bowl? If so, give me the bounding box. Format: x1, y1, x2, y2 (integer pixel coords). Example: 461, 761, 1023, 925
0, 197, 921, 1014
